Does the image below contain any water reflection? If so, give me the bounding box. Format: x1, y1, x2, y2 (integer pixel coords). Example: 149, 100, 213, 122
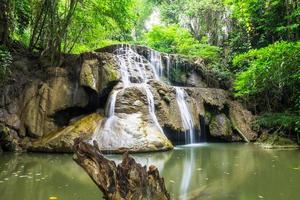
179, 147, 195, 200
0, 153, 102, 200
1, 144, 300, 200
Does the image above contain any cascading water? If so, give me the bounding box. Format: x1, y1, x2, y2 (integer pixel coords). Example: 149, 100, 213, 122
92, 44, 197, 149
105, 90, 119, 117
143, 84, 164, 134
92, 45, 165, 147
166, 55, 171, 78
150, 50, 164, 78
175, 87, 195, 144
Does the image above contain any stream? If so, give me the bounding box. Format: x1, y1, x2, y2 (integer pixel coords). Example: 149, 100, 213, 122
1, 143, 300, 200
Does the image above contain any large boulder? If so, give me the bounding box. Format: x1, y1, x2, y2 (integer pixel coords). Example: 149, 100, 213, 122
20, 67, 89, 138
92, 85, 173, 153
229, 101, 258, 142
28, 113, 103, 153
80, 53, 120, 93
150, 80, 200, 132
209, 113, 242, 142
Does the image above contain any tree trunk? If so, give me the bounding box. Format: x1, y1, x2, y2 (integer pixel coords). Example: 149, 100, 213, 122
0, 0, 10, 46
73, 139, 170, 200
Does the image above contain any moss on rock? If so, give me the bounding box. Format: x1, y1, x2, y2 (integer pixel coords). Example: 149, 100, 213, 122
256, 132, 299, 149
28, 113, 104, 153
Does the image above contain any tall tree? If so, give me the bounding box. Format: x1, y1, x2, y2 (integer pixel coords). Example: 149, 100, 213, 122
0, 0, 10, 46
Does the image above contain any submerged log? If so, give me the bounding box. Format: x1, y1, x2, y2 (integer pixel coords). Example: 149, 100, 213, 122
73, 139, 170, 200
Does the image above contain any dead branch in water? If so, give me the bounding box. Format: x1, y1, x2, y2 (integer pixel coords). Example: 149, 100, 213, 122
73, 139, 170, 200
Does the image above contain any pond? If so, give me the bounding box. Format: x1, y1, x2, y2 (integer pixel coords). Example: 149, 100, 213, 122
1, 143, 300, 200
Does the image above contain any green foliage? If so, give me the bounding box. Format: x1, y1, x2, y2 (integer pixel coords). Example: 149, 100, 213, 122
234, 41, 300, 96
6, 0, 147, 56
0, 46, 12, 85
225, 0, 300, 48
257, 112, 300, 137
169, 65, 188, 85
66, 0, 137, 53
159, 0, 227, 45
142, 25, 221, 63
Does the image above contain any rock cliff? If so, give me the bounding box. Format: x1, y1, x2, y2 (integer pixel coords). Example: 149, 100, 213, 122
0, 44, 257, 153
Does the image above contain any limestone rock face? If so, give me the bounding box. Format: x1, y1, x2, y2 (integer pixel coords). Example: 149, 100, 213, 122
21, 67, 89, 138
188, 88, 229, 110
0, 44, 259, 153
150, 80, 200, 132
229, 101, 258, 142
93, 85, 173, 153
28, 113, 103, 153
80, 53, 120, 93
209, 113, 242, 141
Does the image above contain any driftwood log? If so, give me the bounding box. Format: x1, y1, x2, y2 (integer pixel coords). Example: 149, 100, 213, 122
73, 139, 170, 200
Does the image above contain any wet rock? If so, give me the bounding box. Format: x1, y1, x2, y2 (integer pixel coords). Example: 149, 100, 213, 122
93, 85, 173, 153
256, 132, 299, 149
0, 124, 23, 152
150, 81, 201, 133
186, 72, 208, 87
209, 114, 233, 141
80, 53, 120, 94
229, 101, 257, 142
5, 114, 21, 130
28, 113, 104, 153
7, 101, 19, 114
188, 88, 229, 110
21, 68, 89, 138
95, 113, 173, 153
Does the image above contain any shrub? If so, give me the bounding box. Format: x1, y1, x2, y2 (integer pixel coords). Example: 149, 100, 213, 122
142, 25, 221, 64
233, 41, 300, 110
0, 46, 12, 85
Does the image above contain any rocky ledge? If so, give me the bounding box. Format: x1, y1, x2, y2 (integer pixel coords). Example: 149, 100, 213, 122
255, 132, 299, 149
0, 44, 257, 153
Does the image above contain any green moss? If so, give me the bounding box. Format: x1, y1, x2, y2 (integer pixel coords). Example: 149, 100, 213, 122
162, 95, 171, 104
0, 124, 10, 140
169, 65, 188, 84
256, 133, 299, 149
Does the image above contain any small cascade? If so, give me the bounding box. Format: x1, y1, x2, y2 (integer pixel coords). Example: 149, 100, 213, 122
175, 87, 195, 144
105, 90, 119, 117
165, 55, 171, 78
142, 84, 164, 134
150, 50, 164, 78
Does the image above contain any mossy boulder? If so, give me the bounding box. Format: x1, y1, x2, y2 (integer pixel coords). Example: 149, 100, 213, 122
28, 113, 104, 153
94, 85, 173, 153
256, 132, 299, 149
229, 101, 258, 142
80, 53, 120, 94
209, 114, 233, 141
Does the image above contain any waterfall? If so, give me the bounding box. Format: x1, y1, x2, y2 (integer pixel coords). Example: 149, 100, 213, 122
175, 87, 195, 144
92, 45, 165, 146
150, 50, 164, 78
166, 55, 171, 78
105, 90, 119, 117
142, 84, 164, 134
92, 44, 199, 148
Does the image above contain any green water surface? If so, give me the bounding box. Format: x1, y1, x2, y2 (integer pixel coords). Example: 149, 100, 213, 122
1, 143, 300, 200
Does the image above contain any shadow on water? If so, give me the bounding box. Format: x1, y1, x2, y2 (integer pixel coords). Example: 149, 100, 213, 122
1, 144, 300, 200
